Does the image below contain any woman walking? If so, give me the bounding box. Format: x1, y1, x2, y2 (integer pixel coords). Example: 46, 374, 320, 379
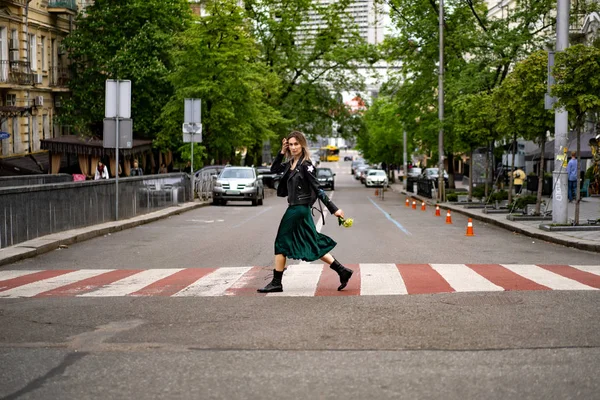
258, 131, 353, 293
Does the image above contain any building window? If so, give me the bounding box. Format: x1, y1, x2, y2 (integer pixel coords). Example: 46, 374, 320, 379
29, 34, 37, 71
41, 36, 46, 70
5, 93, 16, 106
12, 117, 20, 154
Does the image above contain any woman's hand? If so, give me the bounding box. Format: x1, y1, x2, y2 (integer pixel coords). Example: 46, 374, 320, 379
281, 138, 288, 155
334, 209, 344, 219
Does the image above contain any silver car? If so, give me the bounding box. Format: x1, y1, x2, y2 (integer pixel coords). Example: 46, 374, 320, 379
212, 167, 264, 206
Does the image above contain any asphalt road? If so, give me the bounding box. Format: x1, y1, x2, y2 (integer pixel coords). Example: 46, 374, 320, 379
1, 157, 599, 399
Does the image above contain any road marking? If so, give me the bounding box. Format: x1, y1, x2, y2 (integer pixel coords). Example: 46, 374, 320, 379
430, 264, 504, 292
1, 264, 599, 298
79, 269, 183, 297
570, 265, 600, 276
360, 263, 407, 295
174, 267, 252, 297
367, 197, 412, 235
268, 264, 322, 296
500, 264, 598, 291
232, 206, 273, 228
0, 270, 109, 298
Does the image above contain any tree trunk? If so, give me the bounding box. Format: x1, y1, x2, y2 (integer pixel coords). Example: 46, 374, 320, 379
469, 149, 473, 201
575, 125, 581, 225
447, 153, 455, 189
535, 137, 545, 215
508, 134, 516, 204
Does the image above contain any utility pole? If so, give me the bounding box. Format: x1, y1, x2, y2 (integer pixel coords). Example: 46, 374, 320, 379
552, 0, 570, 224
403, 130, 408, 190
438, 0, 445, 202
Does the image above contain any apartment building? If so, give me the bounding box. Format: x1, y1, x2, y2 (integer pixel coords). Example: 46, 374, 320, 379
0, 0, 92, 171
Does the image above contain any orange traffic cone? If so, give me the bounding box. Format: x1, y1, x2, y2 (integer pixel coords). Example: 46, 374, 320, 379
445, 210, 453, 224
421, 202, 426, 211
412, 200, 417, 210
465, 218, 475, 236
435, 204, 441, 217
375, 189, 379, 196
405, 198, 410, 207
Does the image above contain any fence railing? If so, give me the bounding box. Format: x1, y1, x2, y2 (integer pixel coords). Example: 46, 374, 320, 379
195, 171, 216, 201
49, 66, 70, 87
0, 61, 32, 85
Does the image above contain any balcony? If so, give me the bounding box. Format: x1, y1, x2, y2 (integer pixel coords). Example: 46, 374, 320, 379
47, 0, 78, 15
49, 67, 71, 87
0, 61, 33, 86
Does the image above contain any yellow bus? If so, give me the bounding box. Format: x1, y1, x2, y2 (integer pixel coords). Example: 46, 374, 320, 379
319, 145, 340, 162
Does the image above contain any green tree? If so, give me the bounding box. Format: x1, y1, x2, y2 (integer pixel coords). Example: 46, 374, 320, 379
155, 0, 285, 166
498, 51, 554, 212
245, 0, 378, 142
62, 0, 193, 137
552, 44, 600, 223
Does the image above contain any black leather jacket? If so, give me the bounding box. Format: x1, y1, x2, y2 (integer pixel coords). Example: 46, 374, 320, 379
271, 152, 338, 214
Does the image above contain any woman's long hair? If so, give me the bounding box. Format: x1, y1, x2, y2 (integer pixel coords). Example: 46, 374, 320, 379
285, 130, 311, 164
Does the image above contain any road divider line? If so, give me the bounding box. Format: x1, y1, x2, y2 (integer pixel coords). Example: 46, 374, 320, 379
367, 197, 411, 235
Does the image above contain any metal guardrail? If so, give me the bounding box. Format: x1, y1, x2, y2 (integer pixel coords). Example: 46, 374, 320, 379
0, 61, 32, 85
195, 171, 216, 201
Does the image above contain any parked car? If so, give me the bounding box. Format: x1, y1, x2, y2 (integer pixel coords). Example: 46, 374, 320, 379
256, 166, 279, 189
421, 168, 449, 187
355, 165, 369, 180
351, 160, 365, 175
316, 167, 336, 190
194, 165, 227, 180
407, 167, 422, 177
365, 169, 388, 187
212, 167, 264, 206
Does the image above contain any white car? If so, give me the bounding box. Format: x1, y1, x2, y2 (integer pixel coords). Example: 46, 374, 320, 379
365, 169, 388, 187
212, 167, 264, 206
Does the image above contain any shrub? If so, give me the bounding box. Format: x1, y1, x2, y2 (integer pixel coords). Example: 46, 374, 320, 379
472, 186, 486, 199
447, 193, 458, 202
510, 195, 537, 210
489, 190, 508, 202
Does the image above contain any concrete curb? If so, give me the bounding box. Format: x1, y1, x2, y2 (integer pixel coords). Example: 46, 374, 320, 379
391, 186, 600, 254
0, 201, 210, 267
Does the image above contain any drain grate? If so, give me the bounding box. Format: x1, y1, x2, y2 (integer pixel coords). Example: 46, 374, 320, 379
440, 295, 524, 306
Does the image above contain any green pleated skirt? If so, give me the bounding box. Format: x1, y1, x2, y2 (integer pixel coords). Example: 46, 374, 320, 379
274, 205, 337, 261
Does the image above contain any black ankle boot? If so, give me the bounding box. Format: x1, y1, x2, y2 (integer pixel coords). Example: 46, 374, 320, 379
330, 260, 353, 291
257, 269, 283, 293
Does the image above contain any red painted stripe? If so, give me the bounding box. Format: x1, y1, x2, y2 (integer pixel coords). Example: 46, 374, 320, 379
34, 270, 143, 297
225, 267, 273, 296
397, 264, 455, 294
0, 270, 75, 292
129, 268, 217, 297
315, 264, 360, 296
466, 264, 550, 291
538, 265, 600, 289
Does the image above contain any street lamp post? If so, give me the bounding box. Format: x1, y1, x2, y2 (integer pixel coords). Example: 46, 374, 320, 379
438, 0, 445, 202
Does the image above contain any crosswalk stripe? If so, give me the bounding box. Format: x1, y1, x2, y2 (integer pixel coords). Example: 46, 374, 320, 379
174, 267, 252, 297
570, 265, 600, 276
360, 263, 407, 295
0, 270, 109, 298
0, 270, 40, 282
1, 264, 599, 298
500, 264, 598, 291
267, 264, 322, 297
430, 264, 504, 292
79, 269, 183, 297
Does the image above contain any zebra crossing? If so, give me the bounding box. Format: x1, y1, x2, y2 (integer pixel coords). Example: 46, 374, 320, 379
0, 263, 599, 298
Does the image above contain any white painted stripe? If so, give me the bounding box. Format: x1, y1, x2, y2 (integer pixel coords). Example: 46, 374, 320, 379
174, 267, 252, 297
0, 270, 110, 298
501, 264, 597, 290
267, 264, 322, 297
360, 263, 407, 295
570, 265, 600, 276
79, 269, 182, 297
0, 270, 39, 282
430, 264, 504, 292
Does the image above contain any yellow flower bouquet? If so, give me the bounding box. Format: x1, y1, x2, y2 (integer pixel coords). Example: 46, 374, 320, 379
338, 217, 354, 228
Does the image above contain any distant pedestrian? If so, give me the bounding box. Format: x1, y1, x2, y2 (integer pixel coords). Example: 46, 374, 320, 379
159, 163, 168, 174
94, 161, 109, 180
567, 151, 578, 202
511, 168, 526, 195
257, 131, 353, 293
130, 160, 143, 176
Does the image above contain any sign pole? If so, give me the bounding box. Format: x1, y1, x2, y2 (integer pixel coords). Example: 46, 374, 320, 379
115, 80, 120, 221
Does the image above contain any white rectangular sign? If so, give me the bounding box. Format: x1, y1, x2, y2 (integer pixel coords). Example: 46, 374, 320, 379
184, 98, 201, 124
105, 80, 132, 119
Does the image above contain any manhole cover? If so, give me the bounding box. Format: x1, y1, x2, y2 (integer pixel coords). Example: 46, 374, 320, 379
441, 295, 524, 306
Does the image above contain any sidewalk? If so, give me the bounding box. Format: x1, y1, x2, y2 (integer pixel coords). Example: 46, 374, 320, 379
390, 183, 600, 253
0, 200, 211, 267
